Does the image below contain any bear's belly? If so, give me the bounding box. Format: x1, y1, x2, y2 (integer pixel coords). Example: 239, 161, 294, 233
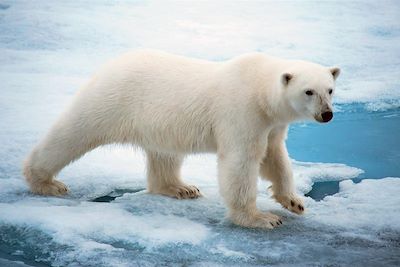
135, 129, 217, 154
116, 120, 217, 154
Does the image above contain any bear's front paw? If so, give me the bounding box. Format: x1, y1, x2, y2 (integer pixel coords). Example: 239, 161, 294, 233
230, 210, 282, 229
273, 193, 305, 215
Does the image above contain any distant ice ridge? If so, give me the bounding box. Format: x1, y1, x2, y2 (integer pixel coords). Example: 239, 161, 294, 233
365, 99, 400, 112
334, 101, 400, 113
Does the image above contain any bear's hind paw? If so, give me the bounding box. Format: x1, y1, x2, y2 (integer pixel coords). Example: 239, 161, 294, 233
29, 179, 69, 196
153, 184, 202, 199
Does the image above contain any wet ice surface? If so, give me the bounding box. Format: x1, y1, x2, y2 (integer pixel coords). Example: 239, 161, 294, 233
1, 0, 400, 266
1, 170, 399, 266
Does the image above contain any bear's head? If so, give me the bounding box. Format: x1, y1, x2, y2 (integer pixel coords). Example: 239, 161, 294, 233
281, 62, 340, 123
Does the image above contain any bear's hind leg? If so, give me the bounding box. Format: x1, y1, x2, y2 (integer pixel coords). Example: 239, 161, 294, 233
146, 151, 201, 199
24, 163, 69, 196
24, 123, 100, 196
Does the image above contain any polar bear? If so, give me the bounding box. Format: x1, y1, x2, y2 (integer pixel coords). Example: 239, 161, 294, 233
23, 50, 339, 229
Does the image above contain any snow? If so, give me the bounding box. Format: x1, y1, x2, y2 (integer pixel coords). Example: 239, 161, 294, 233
1, 1, 399, 107
0, 200, 210, 246
365, 100, 400, 112
1, 0, 399, 266
316, 178, 400, 230
291, 160, 364, 193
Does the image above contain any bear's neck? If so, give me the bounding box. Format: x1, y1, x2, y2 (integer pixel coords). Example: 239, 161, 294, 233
257, 86, 299, 125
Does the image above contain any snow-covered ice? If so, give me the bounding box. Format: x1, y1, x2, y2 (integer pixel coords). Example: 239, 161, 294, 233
1, 0, 399, 266
0, 160, 398, 266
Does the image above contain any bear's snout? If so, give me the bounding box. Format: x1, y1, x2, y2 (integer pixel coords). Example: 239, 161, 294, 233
321, 111, 333, 123
315, 110, 333, 123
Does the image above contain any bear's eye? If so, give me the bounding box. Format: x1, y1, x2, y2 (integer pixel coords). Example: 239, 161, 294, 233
305, 90, 314, 96
328, 89, 333, 95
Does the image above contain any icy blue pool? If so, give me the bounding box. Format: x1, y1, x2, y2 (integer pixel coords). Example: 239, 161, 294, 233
289, 104, 400, 179
290, 103, 400, 200
0, 0, 399, 266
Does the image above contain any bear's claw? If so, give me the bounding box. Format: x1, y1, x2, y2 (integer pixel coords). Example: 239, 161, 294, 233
154, 184, 202, 199
274, 193, 305, 215
174, 185, 202, 199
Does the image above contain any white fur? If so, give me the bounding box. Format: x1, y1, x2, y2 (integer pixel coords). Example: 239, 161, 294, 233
23, 50, 339, 229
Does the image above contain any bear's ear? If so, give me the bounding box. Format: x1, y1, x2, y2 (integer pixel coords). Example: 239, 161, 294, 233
329, 67, 340, 80
281, 73, 293, 86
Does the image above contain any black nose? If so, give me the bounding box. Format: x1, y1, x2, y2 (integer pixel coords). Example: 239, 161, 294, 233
321, 111, 333, 122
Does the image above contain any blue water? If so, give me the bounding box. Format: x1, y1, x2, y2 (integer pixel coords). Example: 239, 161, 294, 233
288, 104, 400, 179
289, 103, 400, 200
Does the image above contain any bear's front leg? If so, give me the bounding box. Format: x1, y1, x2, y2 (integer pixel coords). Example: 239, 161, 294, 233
260, 126, 305, 214
217, 151, 282, 229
